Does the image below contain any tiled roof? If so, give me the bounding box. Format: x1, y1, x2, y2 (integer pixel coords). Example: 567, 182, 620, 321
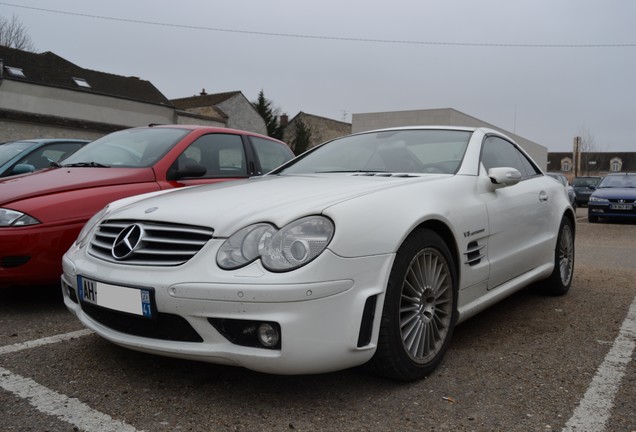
171, 91, 242, 109
0, 46, 171, 105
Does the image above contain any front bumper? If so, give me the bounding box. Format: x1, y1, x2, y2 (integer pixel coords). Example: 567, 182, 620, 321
1, 222, 83, 288
588, 203, 636, 220
62, 242, 395, 375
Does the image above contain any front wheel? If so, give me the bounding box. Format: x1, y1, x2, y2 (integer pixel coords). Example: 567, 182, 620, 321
543, 217, 575, 296
369, 228, 458, 381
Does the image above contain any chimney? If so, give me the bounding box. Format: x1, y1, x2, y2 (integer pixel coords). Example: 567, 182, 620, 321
280, 113, 288, 127
200, 88, 207, 96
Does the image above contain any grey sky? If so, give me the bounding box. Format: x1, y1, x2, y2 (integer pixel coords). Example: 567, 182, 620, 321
2, 0, 635, 152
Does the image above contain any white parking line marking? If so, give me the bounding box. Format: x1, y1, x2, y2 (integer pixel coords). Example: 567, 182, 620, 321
0, 366, 140, 432
562, 296, 636, 432
0, 329, 140, 431
0, 329, 93, 356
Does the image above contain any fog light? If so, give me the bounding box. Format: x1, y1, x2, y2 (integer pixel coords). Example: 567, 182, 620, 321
258, 323, 280, 348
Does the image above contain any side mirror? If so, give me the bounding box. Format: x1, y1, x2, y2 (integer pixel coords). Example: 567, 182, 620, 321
488, 167, 522, 187
11, 163, 36, 175
175, 163, 207, 179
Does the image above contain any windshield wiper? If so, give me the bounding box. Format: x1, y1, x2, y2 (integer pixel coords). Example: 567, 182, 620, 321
314, 170, 387, 173
62, 162, 110, 168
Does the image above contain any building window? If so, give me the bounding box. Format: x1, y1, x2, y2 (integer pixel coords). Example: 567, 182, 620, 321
5, 66, 25, 78
610, 158, 622, 172
73, 77, 91, 88
561, 158, 572, 172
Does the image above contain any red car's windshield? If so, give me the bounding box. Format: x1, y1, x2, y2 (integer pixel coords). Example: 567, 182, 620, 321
62, 128, 190, 168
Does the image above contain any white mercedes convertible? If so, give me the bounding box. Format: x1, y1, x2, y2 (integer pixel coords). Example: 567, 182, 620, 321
62, 126, 575, 381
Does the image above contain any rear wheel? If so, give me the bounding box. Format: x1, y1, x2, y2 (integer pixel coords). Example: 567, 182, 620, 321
543, 217, 575, 296
369, 228, 458, 381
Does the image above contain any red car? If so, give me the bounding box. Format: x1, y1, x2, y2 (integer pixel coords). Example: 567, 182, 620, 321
0, 125, 294, 288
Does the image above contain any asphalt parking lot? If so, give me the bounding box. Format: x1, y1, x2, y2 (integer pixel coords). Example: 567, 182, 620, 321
1, 207, 634, 432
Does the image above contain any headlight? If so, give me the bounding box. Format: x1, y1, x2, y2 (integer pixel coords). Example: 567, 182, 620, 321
75, 205, 110, 247
589, 196, 609, 204
217, 216, 335, 272
0, 208, 40, 226
216, 223, 276, 269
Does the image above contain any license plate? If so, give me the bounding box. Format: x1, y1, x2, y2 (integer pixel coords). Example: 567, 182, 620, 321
610, 204, 633, 210
78, 276, 154, 319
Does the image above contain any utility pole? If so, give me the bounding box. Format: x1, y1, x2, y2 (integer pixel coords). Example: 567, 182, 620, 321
573, 136, 581, 178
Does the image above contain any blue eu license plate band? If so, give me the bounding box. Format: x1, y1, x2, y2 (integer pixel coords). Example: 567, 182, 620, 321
77, 276, 154, 319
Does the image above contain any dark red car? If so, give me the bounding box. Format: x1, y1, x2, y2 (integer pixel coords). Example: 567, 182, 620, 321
0, 125, 294, 288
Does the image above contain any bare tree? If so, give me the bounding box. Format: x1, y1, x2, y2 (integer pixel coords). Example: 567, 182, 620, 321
0, 15, 36, 51
576, 126, 606, 175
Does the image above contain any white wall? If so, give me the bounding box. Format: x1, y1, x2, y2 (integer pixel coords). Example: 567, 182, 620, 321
0, 80, 175, 127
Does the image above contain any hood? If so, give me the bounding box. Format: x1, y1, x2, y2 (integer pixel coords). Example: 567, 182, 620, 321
109, 173, 446, 236
592, 187, 636, 200
0, 167, 155, 204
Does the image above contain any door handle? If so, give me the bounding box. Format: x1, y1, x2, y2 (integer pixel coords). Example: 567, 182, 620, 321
539, 191, 548, 202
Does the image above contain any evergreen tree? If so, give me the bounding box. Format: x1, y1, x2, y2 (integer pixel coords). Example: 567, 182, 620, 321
292, 118, 313, 155
252, 90, 283, 139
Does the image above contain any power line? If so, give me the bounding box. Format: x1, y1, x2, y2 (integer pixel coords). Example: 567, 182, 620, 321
2, 1, 636, 48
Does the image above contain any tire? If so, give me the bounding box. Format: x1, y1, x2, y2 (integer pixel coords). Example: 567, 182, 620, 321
588, 214, 598, 223
369, 228, 458, 381
543, 217, 575, 296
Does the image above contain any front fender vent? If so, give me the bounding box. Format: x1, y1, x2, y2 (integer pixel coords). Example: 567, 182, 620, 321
464, 241, 484, 266
88, 219, 213, 266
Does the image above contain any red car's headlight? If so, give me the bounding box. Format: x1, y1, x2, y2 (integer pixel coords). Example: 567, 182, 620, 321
0, 208, 40, 226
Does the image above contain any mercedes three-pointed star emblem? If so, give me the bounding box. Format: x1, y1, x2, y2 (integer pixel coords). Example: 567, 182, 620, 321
112, 224, 144, 259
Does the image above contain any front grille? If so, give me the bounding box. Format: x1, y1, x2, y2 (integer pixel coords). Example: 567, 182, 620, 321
81, 301, 203, 342
609, 199, 636, 204
88, 219, 214, 266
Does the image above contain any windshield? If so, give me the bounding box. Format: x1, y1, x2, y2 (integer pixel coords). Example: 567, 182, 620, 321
573, 177, 600, 187
62, 128, 190, 168
0, 141, 34, 165
275, 129, 472, 175
598, 174, 636, 188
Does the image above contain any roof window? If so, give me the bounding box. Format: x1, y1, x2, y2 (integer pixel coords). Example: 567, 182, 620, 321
5, 66, 26, 78
73, 77, 91, 88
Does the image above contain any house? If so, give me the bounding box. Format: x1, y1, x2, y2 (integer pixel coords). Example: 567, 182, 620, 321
171, 90, 266, 135
282, 111, 351, 152
548, 152, 636, 179
352, 108, 547, 170
0, 46, 178, 142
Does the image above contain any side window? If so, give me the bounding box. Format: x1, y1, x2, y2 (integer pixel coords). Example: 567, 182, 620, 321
481, 136, 539, 178
42, 142, 85, 163
177, 134, 247, 177
250, 137, 294, 173
19, 142, 84, 169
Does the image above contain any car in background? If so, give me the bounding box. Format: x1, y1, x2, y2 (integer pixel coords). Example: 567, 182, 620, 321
0, 138, 89, 178
0, 125, 294, 288
572, 176, 602, 206
588, 173, 636, 223
546, 172, 576, 209
62, 126, 575, 381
